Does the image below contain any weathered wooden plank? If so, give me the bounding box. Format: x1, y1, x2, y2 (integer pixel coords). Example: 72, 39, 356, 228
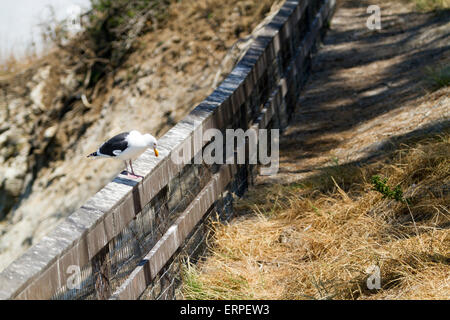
109, 164, 234, 300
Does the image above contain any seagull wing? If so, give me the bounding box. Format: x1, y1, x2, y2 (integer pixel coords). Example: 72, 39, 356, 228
112, 150, 124, 156
99, 132, 130, 157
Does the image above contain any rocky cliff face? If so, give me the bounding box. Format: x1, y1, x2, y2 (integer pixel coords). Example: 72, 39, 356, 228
0, 59, 85, 220
0, 0, 282, 271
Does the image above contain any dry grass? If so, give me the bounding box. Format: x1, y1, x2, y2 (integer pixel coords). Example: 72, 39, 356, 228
0, 50, 40, 79
182, 131, 450, 300
382, 0, 450, 11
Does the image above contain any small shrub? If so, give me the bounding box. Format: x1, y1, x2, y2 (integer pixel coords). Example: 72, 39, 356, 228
44, 0, 171, 88
425, 64, 450, 90
371, 175, 410, 204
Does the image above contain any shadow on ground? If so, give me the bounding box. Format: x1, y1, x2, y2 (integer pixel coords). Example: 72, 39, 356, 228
279, 1, 449, 162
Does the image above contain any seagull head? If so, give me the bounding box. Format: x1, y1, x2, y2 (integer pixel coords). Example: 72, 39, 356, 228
143, 133, 159, 157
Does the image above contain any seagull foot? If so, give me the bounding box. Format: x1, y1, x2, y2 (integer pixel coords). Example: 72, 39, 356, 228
126, 172, 144, 179
120, 170, 143, 179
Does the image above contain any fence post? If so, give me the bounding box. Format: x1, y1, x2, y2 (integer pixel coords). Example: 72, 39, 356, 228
92, 245, 111, 300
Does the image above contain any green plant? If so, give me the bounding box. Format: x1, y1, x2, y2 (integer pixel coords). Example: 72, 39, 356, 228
330, 156, 339, 166
371, 175, 410, 204
412, 0, 450, 11
425, 64, 450, 90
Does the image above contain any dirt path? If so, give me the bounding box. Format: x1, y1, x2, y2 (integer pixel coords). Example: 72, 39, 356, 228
257, 0, 449, 186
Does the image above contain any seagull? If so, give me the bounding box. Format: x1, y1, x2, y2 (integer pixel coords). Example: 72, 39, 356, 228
87, 130, 159, 178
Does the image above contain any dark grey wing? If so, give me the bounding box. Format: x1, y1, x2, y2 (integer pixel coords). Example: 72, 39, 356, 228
99, 132, 130, 157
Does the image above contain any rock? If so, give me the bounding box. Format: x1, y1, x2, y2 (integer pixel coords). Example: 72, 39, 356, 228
3, 167, 25, 197
30, 82, 48, 112
29, 65, 51, 111
0, 166, 26, 220
44, 126, 58, 140
0, 131, 8, 147
61, 72, 79, 91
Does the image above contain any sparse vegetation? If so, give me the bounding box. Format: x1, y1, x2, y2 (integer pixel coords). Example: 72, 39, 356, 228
425, 64, 450, 90
371, 175, 410, 204
182, 132, 450, 299
411, 0, 450, 11
0, 45, 39, 78
64, 0, 171, 87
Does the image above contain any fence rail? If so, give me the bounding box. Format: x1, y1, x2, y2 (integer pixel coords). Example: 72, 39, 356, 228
0, 0, 335, 300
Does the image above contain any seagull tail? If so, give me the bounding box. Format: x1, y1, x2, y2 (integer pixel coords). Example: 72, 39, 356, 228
87, 151, 98, 158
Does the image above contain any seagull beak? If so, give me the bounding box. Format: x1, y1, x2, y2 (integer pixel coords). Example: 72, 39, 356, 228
154, 148, 159, 157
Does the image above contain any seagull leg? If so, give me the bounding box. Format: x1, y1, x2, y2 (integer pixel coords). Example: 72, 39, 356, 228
129, 160, 135, 175
121, 161, 129, 175
128, 160, 143, 179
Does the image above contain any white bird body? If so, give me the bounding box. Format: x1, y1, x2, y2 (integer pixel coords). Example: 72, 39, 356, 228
110, 131, 150, 160
88, 130, 158, 178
